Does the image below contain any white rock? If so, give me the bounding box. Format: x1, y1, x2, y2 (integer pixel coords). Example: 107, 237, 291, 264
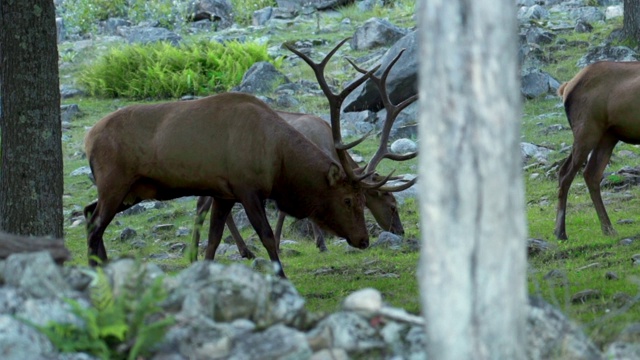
342, 287, 383, 312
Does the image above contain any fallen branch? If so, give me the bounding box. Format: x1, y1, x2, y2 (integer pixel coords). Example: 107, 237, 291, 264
0, 231, 70, 264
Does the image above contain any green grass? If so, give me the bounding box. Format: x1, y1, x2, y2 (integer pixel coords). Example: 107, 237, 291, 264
58, 1, 640, 350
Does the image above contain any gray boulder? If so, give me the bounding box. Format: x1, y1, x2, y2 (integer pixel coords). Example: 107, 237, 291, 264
351, 18, 407, 51
187, 0, 235, 30
119, 26, 182, 46
527, 297, 602, 360
577, 46, 639, 68
344, 30, 417, 112
233, 62, 291, 94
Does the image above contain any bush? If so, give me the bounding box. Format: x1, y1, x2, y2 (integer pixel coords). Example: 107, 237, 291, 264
80, 40, 283, 99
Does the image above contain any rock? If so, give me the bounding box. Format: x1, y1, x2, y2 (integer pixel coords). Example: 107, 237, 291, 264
351, 18, 407, 50
228, 324, 312, 359
390, 138, 417, 155
527, 297, 602, 360
3, 252, 70, 298
342, 288, 383, 313
0, 315, 56, 360
233, 61, 290, 94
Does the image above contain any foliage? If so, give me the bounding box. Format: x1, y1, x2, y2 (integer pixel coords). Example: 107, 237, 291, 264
127, 0, 191, 30
79, 40, 282, 99
34, 268, 173, 360
232, 0, 277, 26
337, 0, 415, 24
61, 0, 128, 34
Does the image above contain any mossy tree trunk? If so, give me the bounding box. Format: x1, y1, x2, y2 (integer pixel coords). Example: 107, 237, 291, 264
624, 0, 640, 41
0, 1, 63, 238
417, 1, 527, 359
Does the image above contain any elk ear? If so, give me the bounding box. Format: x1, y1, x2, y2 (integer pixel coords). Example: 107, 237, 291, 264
327, 163, 343, 187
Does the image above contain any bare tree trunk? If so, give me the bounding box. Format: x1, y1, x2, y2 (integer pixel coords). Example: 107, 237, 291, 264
417, 1, 527, 359
624, 0, 640, 41
0, 0, 63, 238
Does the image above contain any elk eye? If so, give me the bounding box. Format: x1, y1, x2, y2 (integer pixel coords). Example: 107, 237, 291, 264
344, 198, 352, 206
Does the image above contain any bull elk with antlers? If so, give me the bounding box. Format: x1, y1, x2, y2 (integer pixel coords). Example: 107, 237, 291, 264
190, 41, 417, 257
83, 39, 405, 278
554, 61, 640, 240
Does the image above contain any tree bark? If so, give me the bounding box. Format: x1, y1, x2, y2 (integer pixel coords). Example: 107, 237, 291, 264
0, 231, 69, 264
0, 1, 64, 238
624, 0, 640, 41
417, 1, 527, 359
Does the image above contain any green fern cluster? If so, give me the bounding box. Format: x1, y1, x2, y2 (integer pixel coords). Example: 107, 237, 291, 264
80, 40, 282, 99
36, 268, 173, 360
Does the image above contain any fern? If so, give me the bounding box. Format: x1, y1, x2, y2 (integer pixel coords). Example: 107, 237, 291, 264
80, 39, 280, 99
32, 266, 174, 360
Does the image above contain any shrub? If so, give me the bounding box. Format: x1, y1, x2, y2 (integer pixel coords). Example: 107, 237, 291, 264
80, 40, 283, 99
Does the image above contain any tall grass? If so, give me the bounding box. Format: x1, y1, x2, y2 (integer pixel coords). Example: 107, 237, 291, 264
79, 40, 283, 99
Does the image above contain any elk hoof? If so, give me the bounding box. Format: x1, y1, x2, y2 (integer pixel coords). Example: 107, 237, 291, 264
241, 250, 256, 259
554, 230, 568, 241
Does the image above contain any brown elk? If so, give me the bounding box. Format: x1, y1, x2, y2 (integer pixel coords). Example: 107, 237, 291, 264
191, 111, 414, 256
190, 44, 417, 258
83, 39, 396, 278
554, 61, 640, 240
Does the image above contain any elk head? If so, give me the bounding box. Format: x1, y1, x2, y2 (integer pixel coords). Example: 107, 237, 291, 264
285, 38, 418, 239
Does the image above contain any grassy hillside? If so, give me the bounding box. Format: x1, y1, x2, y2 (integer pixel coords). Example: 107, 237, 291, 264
59, 2, 639, 348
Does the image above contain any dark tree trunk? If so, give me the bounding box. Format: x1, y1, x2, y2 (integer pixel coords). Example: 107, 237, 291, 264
417, 0, 527, 359
0, 1, 63, 238
624, 0, 640, 41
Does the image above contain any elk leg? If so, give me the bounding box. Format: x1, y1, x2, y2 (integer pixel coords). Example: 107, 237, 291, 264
85, 189, 132, 266
240, 195, 285, 278
204, 198, 235, 260
554, 143, 593, 240
274, 211, 286, 253
190, 196, 213, 262
226, 216, 256, 259
311, 222, 328, 252
583, 133, 618, 236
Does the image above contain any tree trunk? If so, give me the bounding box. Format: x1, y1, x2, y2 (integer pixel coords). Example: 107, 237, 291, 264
0, 1, 64, 238
624, 0, 640, 41
417, 1, 527, 359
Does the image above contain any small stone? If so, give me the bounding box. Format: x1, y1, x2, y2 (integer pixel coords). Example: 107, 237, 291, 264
620, 238, 634, 246
605, 271, 619, 280
119, 227, 137, 241
571, 289, 601, 304
342, 288, 382, 313
152, 224, 174, 233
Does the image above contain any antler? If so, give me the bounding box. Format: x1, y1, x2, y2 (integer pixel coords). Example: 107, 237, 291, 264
284, 38, 380, 182
346, 49, 418, 192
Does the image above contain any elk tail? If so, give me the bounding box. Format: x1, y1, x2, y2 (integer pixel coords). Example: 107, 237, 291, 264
557, 82, 568, 99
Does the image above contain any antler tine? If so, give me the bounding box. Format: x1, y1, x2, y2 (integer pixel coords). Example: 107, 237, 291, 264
347, 49, 418, 181
379, 177, 417, 192
286, 38, 379, 183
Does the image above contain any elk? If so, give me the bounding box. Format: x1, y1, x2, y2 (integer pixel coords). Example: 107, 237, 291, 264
83, 39, 396, 278
191, 111, 414, 256
191, 45, 417, 257
554, 61, 640, 240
